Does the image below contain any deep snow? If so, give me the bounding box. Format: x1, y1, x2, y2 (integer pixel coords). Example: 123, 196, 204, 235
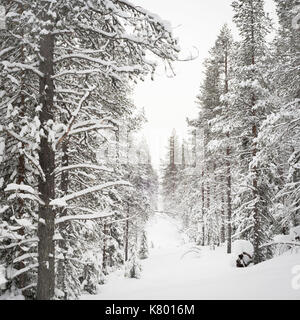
81, 213, 300, 300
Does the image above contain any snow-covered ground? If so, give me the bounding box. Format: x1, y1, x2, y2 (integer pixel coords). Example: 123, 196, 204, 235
81, 213, 300, 300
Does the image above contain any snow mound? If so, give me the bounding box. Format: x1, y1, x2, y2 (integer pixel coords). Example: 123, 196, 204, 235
289, 226, 300, 241
232, 240, 254, 256
273, 226, 300, 244
229, 240, 254, 267
180, 245, 201, 260
273, 234, 292, 243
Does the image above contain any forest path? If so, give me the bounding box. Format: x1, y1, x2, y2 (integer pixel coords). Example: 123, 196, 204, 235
81, 213, 300, 300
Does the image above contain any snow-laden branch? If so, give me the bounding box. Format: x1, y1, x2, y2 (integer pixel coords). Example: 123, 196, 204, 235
50, 180, 132, 207
53, 54, 143, 74
0, 237, 38, 250
54, 163, 113, 175
5, 183, 35, 195
23, 151, 46, 182
69, 118, 119, 135
55, 211, 113, 225
106, 213, 139, 225
0, 47, 14, 58
76, 24, 151, 47
7, 193, 45, 205
55, 88, 93, 147
69, 124, 115, 136
13, 253, 38, 264
117, 0, 172, 33
260, 241, 300, 248
9, 263, 39, 280
55, 88, 86, 96
71, 119, 116, 131
20, 283, 37, 292
77, 24, 116, 38
5, 183, 45, 205
52, 68, 113, 79
1, 61, 43, 77
0, 126, 32, 146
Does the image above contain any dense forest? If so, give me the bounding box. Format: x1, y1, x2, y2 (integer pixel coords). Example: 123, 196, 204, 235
0, 0, 299, 300
162, 0, 299, 264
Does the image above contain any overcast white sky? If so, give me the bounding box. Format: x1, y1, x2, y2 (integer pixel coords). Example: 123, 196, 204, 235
133, 0, 277, 168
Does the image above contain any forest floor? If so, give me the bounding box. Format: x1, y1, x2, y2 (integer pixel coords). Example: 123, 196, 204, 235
81, 213, 300, 300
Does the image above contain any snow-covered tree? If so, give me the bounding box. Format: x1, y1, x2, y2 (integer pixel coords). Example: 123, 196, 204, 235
124, 247, 141, 279
0, 0, 178, 300
139, 230, 149, 260
229, 0, 271, 263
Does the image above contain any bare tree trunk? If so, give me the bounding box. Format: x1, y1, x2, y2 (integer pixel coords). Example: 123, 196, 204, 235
182, 142, 185, 169
192, 129, 197, 167
201, 169, 205, 246
226, 142, 232, 254
292, 152, 300, 225
170, 134, 176, 197
115, 124, 120, 162
206, 161, 211, 246
124, 203, 129, 261
220, 176, 225, 244
102, 221, 108, 274
252, 119, 260, 264
36, 2, 56, 300
212, 162, 220, 246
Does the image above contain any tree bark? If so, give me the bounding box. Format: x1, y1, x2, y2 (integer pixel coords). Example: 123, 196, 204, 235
36, 2, 56, 300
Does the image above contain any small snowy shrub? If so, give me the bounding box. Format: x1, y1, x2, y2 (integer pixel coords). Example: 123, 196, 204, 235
98, 270, 107, 285
80, 251, 104, 294
139, 231, 149, 260
124, 251, 142, 279
81, 263, 98, 294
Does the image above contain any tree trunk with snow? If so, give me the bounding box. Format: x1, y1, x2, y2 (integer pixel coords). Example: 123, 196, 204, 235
36, 3, 56, 300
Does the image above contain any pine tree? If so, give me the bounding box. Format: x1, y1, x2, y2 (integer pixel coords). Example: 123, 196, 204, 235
124, 247, 141, 279
231, 0, 271, 264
